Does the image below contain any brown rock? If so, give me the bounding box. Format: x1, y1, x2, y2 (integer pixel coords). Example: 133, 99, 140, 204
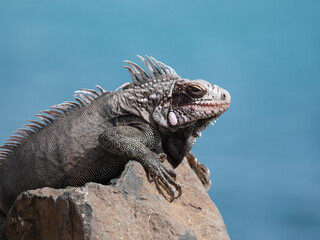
4, 159, 229, 240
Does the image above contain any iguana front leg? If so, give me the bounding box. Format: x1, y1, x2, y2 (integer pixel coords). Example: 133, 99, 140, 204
98, 125, 182, 201
186, 152, 211, 191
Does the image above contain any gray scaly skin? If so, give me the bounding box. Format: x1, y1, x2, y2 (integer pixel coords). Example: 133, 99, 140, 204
0, 56, 231, 232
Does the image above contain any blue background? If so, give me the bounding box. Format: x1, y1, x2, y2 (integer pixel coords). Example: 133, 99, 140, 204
0, 1, 319, 239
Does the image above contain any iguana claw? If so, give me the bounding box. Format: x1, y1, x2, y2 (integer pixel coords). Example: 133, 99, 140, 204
146, 154, 181, 202
186, 152, 211, 191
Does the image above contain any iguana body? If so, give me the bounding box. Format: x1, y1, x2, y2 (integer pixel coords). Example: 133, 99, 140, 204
0, 56, 230, 227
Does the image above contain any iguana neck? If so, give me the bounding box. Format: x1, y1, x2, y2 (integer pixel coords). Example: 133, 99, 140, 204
109, 81, 174, 127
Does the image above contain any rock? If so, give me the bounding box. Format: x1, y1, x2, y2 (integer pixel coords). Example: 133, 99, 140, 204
4, 159, 229, 240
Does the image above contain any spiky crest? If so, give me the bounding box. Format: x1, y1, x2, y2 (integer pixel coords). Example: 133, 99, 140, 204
122, 55, 179, 90
0, 85, 106, 164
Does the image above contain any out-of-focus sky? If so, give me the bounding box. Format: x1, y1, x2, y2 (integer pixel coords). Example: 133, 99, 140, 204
0, 1, 319, 239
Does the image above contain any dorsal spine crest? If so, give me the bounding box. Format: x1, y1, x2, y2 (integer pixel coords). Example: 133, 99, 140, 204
0, 85, 106, 163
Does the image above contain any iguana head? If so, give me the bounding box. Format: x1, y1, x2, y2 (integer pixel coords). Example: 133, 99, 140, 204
165, 79, 230, 129
123, 56, 231, 136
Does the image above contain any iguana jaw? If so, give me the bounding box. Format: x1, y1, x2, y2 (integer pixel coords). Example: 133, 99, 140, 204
168, 103, 229, 127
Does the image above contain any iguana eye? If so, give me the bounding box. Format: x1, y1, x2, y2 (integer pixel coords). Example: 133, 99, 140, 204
187, 84, 207, 98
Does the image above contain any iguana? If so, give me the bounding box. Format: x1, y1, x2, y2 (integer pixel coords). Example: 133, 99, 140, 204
0, 55, 230, 230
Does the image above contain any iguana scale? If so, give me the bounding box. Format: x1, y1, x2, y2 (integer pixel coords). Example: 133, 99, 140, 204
0, 56, 230, 233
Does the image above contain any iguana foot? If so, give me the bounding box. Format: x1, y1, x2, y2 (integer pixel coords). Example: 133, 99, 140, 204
186, 152, 211, 191
146, 154, 182, 202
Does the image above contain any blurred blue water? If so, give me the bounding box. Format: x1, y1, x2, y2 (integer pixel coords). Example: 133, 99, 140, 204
0, 1, 319, 239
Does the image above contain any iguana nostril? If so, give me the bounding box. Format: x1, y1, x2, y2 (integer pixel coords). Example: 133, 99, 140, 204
221, 93, 226, 100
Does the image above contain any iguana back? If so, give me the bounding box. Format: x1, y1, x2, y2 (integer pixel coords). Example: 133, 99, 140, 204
0, 90, 125, 213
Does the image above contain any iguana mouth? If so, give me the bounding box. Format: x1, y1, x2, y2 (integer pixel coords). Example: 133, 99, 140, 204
182, 101, 229, 109
179, 101, 230, 118
187, 102, 229, 112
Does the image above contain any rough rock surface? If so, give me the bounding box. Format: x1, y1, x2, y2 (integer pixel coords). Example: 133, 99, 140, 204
4, 159, 229, 240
